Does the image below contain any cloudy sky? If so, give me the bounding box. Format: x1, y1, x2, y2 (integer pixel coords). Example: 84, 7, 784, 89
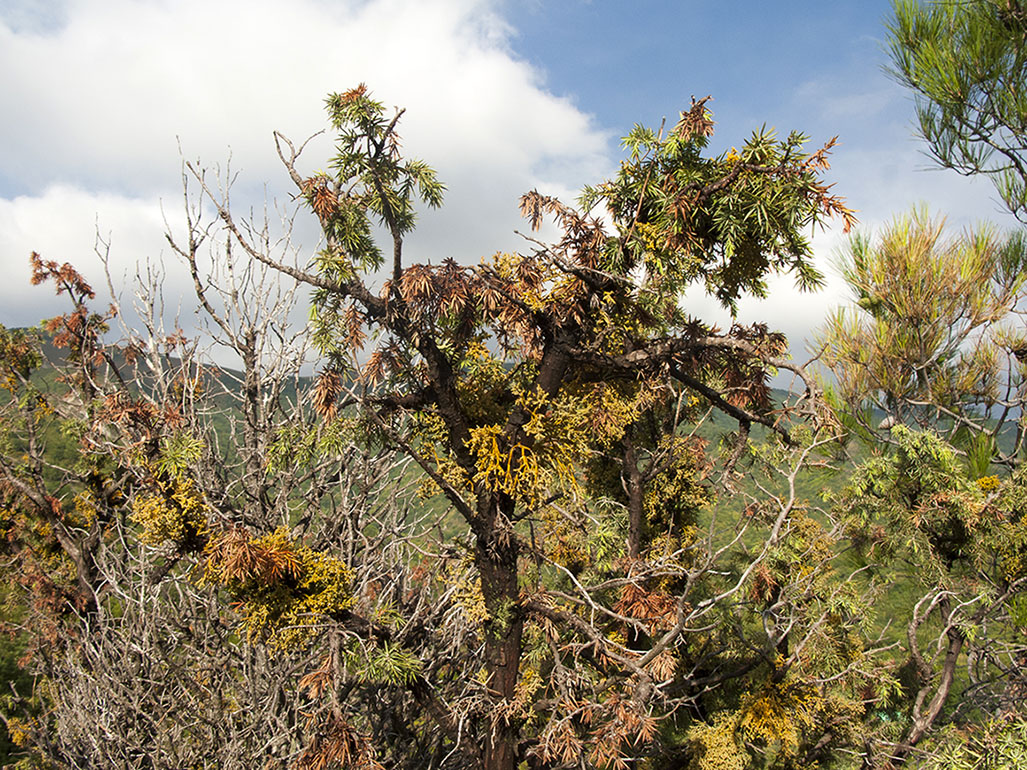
0, 0, 1010, 358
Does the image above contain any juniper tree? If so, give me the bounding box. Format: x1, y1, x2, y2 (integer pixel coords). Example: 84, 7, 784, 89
227, 85, 869, 770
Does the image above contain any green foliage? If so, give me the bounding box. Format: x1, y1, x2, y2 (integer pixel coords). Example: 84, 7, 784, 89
583, 102, 855, 312
345, 640, 423, 686
818, 209, 1024, 418
919, 717, 1027, 769
990, 465, 1027, 580
888, 0, 1027, 222
155, 430, 204, 478
306, 84, 445, 362
265, 415, 358, 474
837, 422, 1027, 581
837, 425, 986, 570
815, 34, 1027, 739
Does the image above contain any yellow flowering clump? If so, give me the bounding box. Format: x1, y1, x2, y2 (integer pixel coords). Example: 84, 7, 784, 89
738, 680, 821, 757
131, 477, 208, 548
686, 712, 746, 770
466, 423, 524, 494
447, 561, 489, 625
415, 452, 471, 500
515, 667, 543, 706
977, 474, 1001, 492
460, 366, 669, 511
762, 508, 837, 599
409, 409, 473, 499
649, 528, 699, 560
205, 527, 356, 650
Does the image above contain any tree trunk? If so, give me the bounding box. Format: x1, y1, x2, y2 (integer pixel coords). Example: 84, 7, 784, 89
892, 630, 963, 762
476, 495, 523, 770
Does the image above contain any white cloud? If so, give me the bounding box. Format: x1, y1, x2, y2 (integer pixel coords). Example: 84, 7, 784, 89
0, 184, 175, 327
0, 0, 612, 328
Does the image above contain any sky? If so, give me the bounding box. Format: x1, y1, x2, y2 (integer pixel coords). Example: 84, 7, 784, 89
0, 0, 1011, 362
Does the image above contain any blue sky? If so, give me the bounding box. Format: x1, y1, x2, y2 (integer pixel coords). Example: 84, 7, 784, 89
0, 0, 1007, 355
508, 1, 889, 138
507, 0, 1002, 221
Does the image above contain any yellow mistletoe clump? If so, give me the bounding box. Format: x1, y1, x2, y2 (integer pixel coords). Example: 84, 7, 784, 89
204, 527, 356, 649
686, 712, 747, 770
582, 379, 663, 447
131, 477, 208, 547
977, 474, 1001, 492
642, 435, 712, 535
71, 490, 99, 527
454, 340, 515, 425
685, 681, 823, 769
447, 561, 489, 625
738, 680, 821, 757
467, 386, 594, 505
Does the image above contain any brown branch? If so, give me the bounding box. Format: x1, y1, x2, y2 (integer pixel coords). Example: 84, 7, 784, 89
362, 406, 475, 524
671, 365, 792, 444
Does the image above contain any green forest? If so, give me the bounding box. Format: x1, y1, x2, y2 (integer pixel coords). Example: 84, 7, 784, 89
2, 1, 1027, 768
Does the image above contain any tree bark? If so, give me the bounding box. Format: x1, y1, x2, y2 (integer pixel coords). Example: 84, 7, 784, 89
476, 495, 523, 770
890, 597, 965, 764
